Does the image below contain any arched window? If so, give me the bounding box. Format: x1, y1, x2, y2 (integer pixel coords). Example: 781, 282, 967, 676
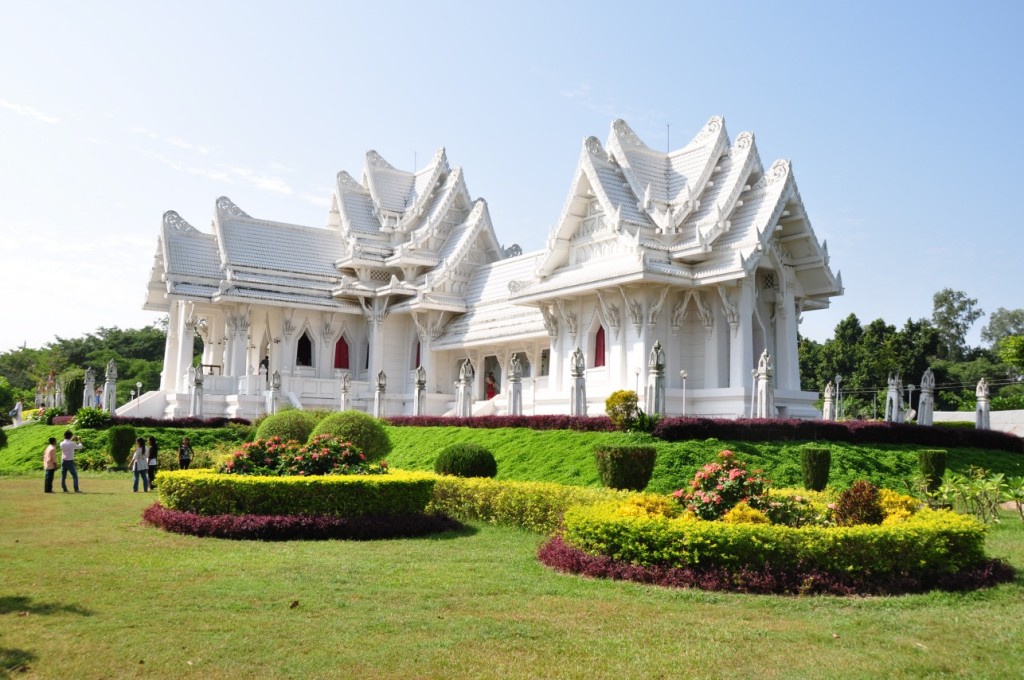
594, 326, 606, 367
334, 337, 350, 369
296, 332, 313, 367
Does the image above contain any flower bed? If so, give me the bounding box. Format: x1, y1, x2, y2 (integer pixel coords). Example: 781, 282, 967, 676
157, 469, 436, 517
540, 496, 1013, 595
143, 503, 462, 541
537, 535, 1013, 595
386, 415, 616, 432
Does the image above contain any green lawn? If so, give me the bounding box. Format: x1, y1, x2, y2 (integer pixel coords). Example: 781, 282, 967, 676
2, 476, 1023, 678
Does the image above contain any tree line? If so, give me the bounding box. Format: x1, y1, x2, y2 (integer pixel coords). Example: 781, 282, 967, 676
0, 321, 175, 421
799, 289, 1024, 417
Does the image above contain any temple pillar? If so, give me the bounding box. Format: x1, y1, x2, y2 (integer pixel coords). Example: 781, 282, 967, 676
728, 283, 754, 389
175, 308, 197, 393
160, 301, 180, 391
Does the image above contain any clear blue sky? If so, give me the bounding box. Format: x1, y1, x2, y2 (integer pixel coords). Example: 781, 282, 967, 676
1, 1, 1021, 353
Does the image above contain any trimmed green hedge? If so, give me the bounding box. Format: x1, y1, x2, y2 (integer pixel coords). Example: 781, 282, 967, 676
157, 469, 436, 517
561, 503, 988, 579
426, 476, 631, 534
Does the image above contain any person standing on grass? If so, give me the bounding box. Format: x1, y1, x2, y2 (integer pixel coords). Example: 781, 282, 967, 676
129, 437, 150, 492
178, 436, 194, 470
147, 435, 159, 487
43, 437, 58, 493
59, 430, 83, 493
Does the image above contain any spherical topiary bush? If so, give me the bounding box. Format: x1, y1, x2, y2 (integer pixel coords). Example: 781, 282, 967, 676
309, 411, 392, 462
594, 445, 657, 491
434, 443, 498, 478
255, 410, 317, 444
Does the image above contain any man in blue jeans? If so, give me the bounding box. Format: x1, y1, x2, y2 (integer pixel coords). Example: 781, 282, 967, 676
59, 430, 83, 493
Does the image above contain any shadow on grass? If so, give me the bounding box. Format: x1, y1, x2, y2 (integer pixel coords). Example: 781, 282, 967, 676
0, 648, 38, 678
0, 596, 92, 617
424, 524, 479, 541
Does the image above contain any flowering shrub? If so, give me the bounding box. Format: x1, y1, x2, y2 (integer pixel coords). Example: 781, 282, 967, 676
281, 434, 387, 476
75, 407, 113, 429
762, 493, 832, 528
673, 450, 768, 520
219, 437, 300, 475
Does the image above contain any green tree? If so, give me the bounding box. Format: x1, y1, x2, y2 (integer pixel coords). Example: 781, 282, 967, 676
981, 308, 1024, 347
931, 288, 983, 361
998, 336, 1024, 373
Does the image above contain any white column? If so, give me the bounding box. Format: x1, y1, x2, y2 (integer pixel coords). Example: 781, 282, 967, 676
175, 310, 197, 393
729, 283, 754, 389
703, 303, 724, 389
160, 301, 181, 391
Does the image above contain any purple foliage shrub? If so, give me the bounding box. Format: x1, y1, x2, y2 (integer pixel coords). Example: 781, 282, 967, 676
143, 503, 462, 541
652, 417, 1024, 453
386, 415, 616, 432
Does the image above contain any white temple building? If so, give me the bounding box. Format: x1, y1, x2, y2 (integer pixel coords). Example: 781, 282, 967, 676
138, 117, 842, 420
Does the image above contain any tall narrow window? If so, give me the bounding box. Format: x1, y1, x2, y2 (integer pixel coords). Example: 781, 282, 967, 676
334, 337, 350, 369
414, 341, 421, 369
296, 332, 313, 367
540, 349, 550, 376
594, 326, 606, 367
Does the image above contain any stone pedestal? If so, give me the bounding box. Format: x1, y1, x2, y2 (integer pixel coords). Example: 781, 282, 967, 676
103, 359, 118, 415
373, 371, 387, 419
569, 347, 587, 417
645, 340, 666, 416
413, 366, 427, 416
822, 381, 835, 421
456, 360, 474, 417
508, 355, 523, 416
884, 373, 903, 423
975, 378, 990, 430
918, 368, 935, 426
754, 349, 775, 419
339, 373, 351, 411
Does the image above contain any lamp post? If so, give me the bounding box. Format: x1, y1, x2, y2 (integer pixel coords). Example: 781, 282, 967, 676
679, 369, 688, 416
135, 381, 143, 418
129, 389, 135, 414
634, 367, 640, 393
834, 374, 843, 420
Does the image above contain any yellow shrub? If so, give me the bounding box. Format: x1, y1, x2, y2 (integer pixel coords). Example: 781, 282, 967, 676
880, 489, 920, 518
721, 502, 770, 524
615, 493, 679, 519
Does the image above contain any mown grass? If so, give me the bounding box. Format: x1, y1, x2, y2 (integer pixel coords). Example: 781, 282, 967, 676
6, 422, 1024, 496
384, 426, 1024, 493
1, 476, 1023, 678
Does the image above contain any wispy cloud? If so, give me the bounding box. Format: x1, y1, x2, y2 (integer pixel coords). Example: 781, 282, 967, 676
560, 83, 592, 100
300, 192, 331, 207
229, 167, 293, 195
0, 98, 59, 124
143, 150, 294, 196
129, 127, 213, 155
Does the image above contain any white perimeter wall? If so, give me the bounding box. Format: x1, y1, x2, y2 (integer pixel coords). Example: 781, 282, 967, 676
933, 410, 1024, 437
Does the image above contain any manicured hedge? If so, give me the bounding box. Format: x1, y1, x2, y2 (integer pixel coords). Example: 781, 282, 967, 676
387, 415, 616, 432
559, 502, 990, 582
652, 417, 1024, 453
426, 476, 631, 534
157, 469, 436, 517
111, 416, 252, 429
143, 503, 462, 541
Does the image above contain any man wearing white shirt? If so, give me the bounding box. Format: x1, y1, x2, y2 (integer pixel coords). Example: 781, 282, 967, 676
59, 430, 83, 493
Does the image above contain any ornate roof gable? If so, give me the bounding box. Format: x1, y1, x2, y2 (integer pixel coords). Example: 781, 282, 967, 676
606, 117, 730, 231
